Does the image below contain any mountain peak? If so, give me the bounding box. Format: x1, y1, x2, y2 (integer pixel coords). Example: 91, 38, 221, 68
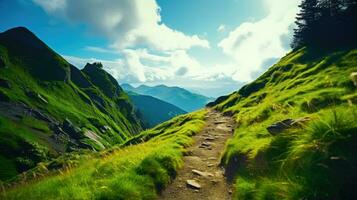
82, 62, 123, 98
0, 26, 47, 50
2, 26, 32, 35
121, 83, 135, 90
0, 27, 70, 82
83, 62, 104, 70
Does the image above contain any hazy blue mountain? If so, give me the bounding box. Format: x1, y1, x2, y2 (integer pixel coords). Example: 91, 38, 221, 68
126, 91, 186, 128
122, 84, 213, 112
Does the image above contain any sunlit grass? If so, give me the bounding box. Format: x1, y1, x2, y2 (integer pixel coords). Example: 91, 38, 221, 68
212, 48, 357, 199
1, 110, 207, 199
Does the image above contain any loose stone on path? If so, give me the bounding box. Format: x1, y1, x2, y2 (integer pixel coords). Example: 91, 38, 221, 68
186, 180, 201, 189
159, 110, 235, 200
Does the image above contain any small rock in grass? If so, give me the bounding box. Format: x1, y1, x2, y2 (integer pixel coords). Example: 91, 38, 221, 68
267, 117, 311, 135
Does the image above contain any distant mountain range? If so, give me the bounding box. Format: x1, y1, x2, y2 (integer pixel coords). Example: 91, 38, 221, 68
126, 91, 186, 128
122, 84, 214, 112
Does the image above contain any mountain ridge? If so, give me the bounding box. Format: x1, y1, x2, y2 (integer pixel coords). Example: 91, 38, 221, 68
126, 91, 187, 128
122, 83, 213, 112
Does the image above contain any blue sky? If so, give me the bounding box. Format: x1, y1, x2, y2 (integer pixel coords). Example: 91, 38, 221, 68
0, 0, 300, 97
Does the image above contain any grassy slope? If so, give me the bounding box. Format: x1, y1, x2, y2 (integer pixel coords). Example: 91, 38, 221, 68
209, 48, 357, 199
0, 27, 142, 181
1, 110, 206, 200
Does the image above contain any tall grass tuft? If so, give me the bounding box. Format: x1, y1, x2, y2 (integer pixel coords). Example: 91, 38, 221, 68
284, 108, 357, 199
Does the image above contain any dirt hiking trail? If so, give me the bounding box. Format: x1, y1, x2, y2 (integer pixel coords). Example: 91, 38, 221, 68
160, 109, 235, 200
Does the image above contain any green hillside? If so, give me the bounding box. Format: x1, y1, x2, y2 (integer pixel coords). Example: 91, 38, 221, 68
0, 27, 143, 181
126, 91, 187, 128
208, 47, 357, 199
122, 84, 213, 112
1, 110, 206, 200
2, 46, 356, 200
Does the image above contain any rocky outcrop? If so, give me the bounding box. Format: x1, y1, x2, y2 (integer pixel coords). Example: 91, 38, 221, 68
62, 118, 83, 140
69, 65, 92, 88
82, 62, 123, 98
267, 117, 311, 135
84, 130, 105, 150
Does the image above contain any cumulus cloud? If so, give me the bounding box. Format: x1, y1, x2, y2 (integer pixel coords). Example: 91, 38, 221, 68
218, 0, 301, 82
33, 0, 209, 51
63, 49, 237, 97
35, 0, 301, 97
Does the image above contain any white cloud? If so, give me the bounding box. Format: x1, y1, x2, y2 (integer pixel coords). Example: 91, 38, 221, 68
218, 0, 301, 82
33, 0, 66, 13
36, 0, 301, 97
63, 49, 237, 97
33, 0, 209, 51
217, 24, 226, 32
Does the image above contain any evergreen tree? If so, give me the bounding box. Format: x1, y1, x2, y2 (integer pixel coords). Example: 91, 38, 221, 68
291, 0, 357, 49
291, 0, 319, 49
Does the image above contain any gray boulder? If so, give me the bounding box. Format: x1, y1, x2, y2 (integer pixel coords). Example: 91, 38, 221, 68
267, 119, 294, 135
267, 117, 311, 135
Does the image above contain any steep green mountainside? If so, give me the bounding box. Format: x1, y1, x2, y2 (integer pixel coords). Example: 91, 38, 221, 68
126, 91, 187, 128
2, 110, 206, 200
208, 48, 357, 199
0, 27, 143, 181
122, 83, 213, 112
